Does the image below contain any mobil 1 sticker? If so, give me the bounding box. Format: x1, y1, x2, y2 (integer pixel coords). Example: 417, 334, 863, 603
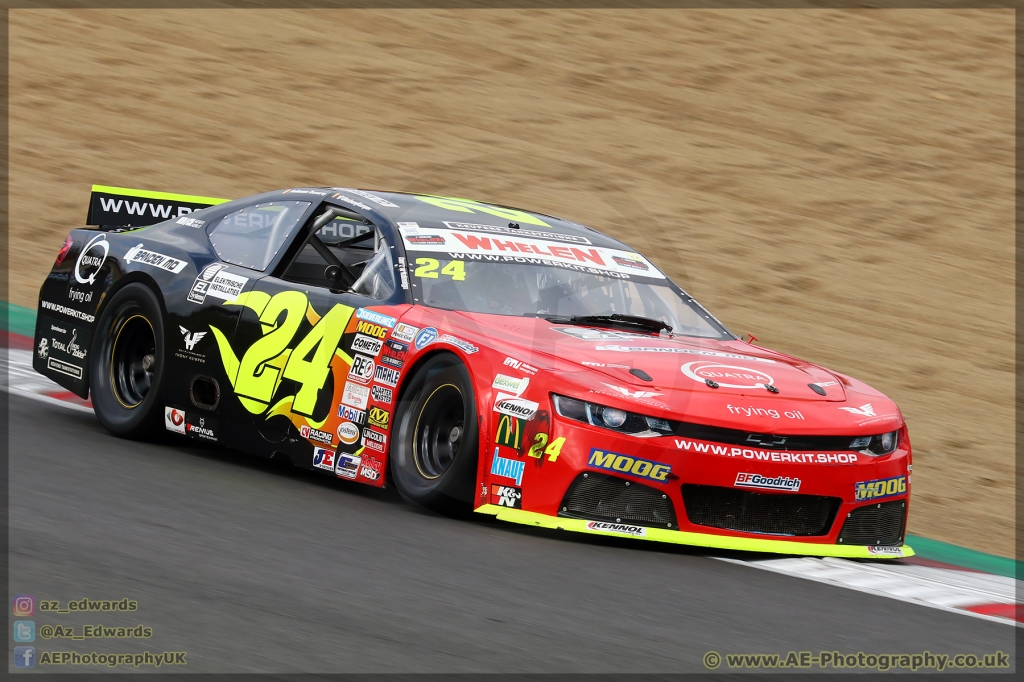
350, 333, 383, 357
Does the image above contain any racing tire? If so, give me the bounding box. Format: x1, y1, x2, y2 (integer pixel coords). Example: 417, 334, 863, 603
89, 283, 167, 439
392, 353, 480, 516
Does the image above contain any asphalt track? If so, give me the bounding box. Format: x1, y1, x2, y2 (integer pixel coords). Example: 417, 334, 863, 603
8, 394, 1015, 673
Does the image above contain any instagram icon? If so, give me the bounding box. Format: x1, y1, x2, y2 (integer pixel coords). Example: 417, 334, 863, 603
12, 595, 34, 617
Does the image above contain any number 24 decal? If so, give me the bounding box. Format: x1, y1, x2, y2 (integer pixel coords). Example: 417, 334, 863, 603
527, 434, 565, 462
209, 290, 353, 417
414, 258, 465, 281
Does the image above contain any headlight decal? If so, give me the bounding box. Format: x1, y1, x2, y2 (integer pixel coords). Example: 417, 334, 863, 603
850, 430, 900, 456
553, 394, 672, 437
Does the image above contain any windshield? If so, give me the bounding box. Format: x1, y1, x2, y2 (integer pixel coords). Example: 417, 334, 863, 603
404, 234, 731, 340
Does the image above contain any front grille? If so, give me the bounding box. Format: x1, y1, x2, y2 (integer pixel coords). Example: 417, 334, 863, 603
837, 500, 906, 546
681, 484, 840, 536
559, 473, 677, 528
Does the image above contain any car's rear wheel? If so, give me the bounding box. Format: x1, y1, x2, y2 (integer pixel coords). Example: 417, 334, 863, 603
90, 283, 166, 438
392, 354, 479, 515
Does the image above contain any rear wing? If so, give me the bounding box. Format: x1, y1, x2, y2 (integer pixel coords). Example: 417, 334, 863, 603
87, 185, 231, 228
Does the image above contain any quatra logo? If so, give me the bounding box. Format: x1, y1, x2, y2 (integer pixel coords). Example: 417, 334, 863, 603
75, 234, 108, 285
681, 361, 774, 389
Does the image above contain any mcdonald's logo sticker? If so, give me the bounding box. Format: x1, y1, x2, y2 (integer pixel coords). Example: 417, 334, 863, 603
495, 413, 524, 449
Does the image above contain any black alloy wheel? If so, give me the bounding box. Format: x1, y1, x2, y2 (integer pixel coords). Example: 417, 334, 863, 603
90, 283, 167, 438
392, 354, 479, 515
110, 314, 156, 408
413, 383, 465, 479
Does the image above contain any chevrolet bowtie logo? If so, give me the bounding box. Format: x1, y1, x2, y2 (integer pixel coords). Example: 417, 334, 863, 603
746, 434, 787, 448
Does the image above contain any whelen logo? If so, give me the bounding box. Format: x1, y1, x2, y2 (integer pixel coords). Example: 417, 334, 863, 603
734, 472, 801, 492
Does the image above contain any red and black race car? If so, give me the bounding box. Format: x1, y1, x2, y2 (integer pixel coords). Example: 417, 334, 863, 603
33, 185, 913, 558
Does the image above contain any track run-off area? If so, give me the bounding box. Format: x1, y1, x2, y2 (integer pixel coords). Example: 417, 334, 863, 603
3, 328, 1018, 673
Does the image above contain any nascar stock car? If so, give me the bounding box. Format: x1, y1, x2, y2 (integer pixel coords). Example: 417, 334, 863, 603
33, 185, 913, 558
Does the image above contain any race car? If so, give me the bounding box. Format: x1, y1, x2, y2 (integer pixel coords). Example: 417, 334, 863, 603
33, 184, 913, 558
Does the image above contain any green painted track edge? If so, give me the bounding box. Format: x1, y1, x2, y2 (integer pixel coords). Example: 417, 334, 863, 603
2, 300, 37, 337
904, 534, 1020, 579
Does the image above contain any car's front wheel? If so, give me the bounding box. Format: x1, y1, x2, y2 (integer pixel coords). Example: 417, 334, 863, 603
90, 283, 167, 438
391, 354, 480, 515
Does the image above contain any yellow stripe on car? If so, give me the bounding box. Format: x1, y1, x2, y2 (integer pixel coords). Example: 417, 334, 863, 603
91, 184, 230, 206
474, 504, 915, 559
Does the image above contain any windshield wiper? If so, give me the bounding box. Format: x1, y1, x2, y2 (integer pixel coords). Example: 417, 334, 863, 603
543, 314, 672, 334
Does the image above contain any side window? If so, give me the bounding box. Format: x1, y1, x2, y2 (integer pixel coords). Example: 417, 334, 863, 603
281, 220, 397, 300
350, 235, 397, 300
209, 201, 311, 271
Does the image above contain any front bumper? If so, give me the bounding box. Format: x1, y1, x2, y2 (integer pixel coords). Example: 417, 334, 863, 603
478, 408, 913, 558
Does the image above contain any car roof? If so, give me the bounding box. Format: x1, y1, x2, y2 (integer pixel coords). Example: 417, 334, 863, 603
268, 187, 633, 251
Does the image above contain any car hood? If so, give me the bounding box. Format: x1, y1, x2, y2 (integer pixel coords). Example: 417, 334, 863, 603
442, 312, 903, 435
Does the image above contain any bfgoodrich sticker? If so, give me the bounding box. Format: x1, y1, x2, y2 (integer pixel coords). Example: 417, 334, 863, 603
734, 472, 801, 492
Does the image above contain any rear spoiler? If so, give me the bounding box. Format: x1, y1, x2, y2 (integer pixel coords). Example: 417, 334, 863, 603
87, 185, 231, 228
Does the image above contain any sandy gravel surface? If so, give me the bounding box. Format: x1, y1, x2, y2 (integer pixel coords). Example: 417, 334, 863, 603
7, 9, 1014, 556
